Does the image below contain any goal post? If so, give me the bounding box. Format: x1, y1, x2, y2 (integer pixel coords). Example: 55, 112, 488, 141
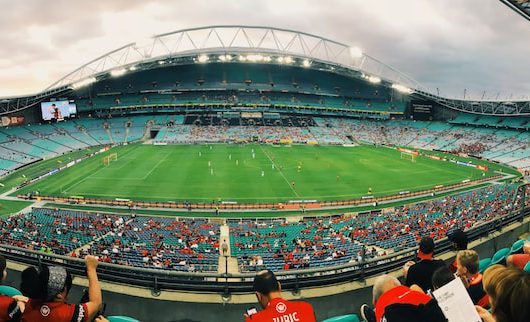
401, 151, 417, 162
103, 153, 118, 166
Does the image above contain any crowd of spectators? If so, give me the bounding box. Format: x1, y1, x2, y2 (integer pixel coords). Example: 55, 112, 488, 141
231, 184, 517, 272
359, 236, 530, 322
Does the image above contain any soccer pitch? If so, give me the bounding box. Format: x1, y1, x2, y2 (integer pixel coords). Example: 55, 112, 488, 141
17, 143, 498, 203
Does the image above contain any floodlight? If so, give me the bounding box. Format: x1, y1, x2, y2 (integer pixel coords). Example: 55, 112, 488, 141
197, 54, 209, 63
366, 75, 381, 84
246, 54, 263, 62
263, 56, 272, 62
219, 54, 233, 62
71, 77, 97, 90
302, 59, 311, 68
349, 46, 363, 58
110, 68, 127, 77
284, 56, 293, 64
158, 60, 166, 65
276, 56, 284, 63
238, 55, 247, 62
129, 65, 138, 71
392, 83, 413, 94
361, 74, 381, 84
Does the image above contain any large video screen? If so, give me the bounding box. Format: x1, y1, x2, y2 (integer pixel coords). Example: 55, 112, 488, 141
41, 101, 76, 121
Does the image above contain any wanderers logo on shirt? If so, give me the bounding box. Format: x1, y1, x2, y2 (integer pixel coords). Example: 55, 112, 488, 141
275, 302, 287, 313
40, 305, 51, 317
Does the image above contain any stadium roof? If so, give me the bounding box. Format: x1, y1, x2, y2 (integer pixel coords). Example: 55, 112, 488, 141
500, 0, 530, 21
1, 25, 529, 116
45, 25, 422, 93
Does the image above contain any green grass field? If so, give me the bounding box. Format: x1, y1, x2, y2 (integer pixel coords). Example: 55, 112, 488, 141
14, 143, 503, 203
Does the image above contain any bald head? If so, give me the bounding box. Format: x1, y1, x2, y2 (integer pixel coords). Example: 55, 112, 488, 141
372, 274, 401, 305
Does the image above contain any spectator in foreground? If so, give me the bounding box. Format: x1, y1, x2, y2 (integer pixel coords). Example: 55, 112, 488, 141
20, 255, 102, 322
431, 266, 456, 291
447, 229, 468, 273
244, 270, 315, 322
360, 274, 446, 322
0, 254, 28, 321
506, 241, 530, 270
403, 237, 446, 293
475, 264, 530, 322
455, 250, 489, 307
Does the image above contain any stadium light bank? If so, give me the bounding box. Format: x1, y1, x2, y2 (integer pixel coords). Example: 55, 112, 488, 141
392, 83, 414, 94
70, 77, 97, 90
110, 68, 128, 77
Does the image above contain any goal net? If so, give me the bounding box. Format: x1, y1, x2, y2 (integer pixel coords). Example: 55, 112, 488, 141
401, 151, 417, 162
103, 153, 118, 166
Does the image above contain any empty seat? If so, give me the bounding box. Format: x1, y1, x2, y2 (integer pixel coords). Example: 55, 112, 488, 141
511, 239, 525, 254
478, 258, 492, 274
0, 286, 22, 297
108, 317, 140, 322
322, 314, 360, 322
491, 248, 511, 265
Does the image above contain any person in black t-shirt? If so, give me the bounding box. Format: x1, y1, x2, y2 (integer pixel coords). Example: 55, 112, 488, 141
403, 237, 446, 293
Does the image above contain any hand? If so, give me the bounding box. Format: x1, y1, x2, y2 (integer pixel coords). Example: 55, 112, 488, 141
11, 295, 28, 303
402, 260, 415, 277
85, 255, 99, 271
95, 316, 110, 322
475, 305, 495, 322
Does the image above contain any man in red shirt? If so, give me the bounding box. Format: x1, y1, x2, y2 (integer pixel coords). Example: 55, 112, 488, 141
245, 270, 316, 322
361, 274, 446, 322
20, 255, 102, 322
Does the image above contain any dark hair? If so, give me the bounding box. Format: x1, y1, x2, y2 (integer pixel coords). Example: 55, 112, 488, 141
448, 229, 468, 250
432, 266, 455, 290
253, 270, 280, 295
419, 237, 435, 254
20, 266, 73, 301
0, 255, 6, 274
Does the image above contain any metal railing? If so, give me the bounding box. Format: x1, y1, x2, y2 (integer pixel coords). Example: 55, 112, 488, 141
2, 185, 528, 294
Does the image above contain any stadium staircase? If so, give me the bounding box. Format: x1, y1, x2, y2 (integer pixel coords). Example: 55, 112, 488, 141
106, 128, 115, 144
123, 127, 130, 143
217, 224, 239, 274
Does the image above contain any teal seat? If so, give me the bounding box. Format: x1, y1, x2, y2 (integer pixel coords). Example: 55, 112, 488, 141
107, 317, 140, 322
524, 261, 530, 273
0, 286, 22, 297
491, 248, 510, 265
322, 314, 360, 322
511, 240, 525, 254
479, 258, 492, 274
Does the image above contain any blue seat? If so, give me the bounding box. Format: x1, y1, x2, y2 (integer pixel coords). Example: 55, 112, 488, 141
322, 314, 360, 322
0, 286, 22, 297
510, 240, 525, 254
491, 248, 510, 265
479, 258, 492, 274
524, 261, 530, 273
107, 317, 140, 322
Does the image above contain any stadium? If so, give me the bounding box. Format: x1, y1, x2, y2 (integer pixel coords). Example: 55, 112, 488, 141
0, 5, 529, 322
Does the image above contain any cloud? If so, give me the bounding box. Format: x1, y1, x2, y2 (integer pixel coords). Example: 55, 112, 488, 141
0, 0, 528, 98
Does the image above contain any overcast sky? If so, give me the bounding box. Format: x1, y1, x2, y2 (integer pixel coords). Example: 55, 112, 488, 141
0, 0, 528, 99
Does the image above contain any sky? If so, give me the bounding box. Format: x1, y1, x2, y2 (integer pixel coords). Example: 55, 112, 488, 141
0, 0, 529, 99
